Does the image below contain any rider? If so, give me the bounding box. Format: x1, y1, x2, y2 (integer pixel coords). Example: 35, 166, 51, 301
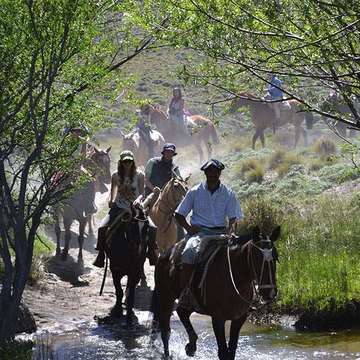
93, 150, 144, 268
168, 87, 188, 135
174, 159, 243, 288
266, 73, 284, 132
144, 143, 181, 196
135, 109, 154, 157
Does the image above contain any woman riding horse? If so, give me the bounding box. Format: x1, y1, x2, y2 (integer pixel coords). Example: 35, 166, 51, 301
93, 150, 146, 324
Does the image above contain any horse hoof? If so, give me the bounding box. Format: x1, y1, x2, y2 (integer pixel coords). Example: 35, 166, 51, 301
185, 342, 196, 357
110, 305, 123, 318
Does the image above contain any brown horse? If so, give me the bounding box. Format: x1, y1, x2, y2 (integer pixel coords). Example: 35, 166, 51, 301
141, 104, 219, 163
152, 226, 281, 360
229, 92, 312, 149
120, 128, 165, 166
54, 145, 111, 261
148, 177, 188, 253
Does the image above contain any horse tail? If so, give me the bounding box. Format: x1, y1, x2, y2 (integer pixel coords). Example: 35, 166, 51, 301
209, 123, 220, 145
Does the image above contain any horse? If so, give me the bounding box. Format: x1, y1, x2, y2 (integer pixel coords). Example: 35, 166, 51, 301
104, 208, 148, 325
152, 226, 281, 360
321, 92, 360, 138
140, 104, 220, 163
147, 177, 188, 253
54, 145, 111, 262
229, 92, 313, 149
120, 128, 165, 166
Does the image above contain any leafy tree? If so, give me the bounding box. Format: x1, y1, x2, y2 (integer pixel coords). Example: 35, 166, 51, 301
134, 0, 360, 129
0, 0, 161, 342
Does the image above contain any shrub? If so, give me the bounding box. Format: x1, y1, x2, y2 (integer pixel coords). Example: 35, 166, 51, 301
236, 195, 283, 235
313, 137, 337, 157
268, 148, 302, 176
239, 158, 264, 183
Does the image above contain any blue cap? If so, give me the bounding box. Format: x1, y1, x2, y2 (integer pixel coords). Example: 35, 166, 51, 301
200, 159, 225, 171
161, 143, 177, 156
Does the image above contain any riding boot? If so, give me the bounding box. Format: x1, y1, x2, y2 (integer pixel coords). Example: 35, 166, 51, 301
93, 226, 107, 268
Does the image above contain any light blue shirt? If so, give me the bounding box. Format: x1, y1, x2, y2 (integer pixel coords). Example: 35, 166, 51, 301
175, 182, 243, 228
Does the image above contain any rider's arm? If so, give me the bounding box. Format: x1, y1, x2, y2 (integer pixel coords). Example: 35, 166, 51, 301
228, 217, 237, 235
109, 173, 118, 208
144, 159, 155, 191
225, 189, 243, 232
138, 171, 145, 194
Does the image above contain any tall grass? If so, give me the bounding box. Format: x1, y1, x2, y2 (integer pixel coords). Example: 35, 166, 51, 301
277, 194, 360, 312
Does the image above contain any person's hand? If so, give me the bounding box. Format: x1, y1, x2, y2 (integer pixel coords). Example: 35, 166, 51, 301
187, 224, 201, 236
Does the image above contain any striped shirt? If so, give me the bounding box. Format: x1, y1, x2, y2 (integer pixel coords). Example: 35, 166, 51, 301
175, 182, 243, 228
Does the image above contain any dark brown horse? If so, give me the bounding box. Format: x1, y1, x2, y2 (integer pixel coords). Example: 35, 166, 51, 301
152, 226, 281, 360
105, 209, 149, 325
141, 104, 219, 163
229, 92, 312, 149
55, 145, 111, 261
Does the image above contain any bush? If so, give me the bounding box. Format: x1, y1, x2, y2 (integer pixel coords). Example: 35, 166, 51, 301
238, 158, 265, 184
313, 137, 337, 157
237, 195, 283, 235
268, 148, 302, 176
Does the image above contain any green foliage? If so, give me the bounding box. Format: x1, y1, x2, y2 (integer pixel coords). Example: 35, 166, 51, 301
237, 195, 283, 235
0, 340, 33, 360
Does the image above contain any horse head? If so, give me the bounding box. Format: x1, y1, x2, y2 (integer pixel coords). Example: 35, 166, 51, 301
88, 146, 111, 188
161, 177, 188, 209
229, 92, 256, 113
248, 225, 281, 304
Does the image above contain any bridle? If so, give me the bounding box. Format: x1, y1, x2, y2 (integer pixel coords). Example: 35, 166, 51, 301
248, 237, 277, 299
226, 235, 277, 306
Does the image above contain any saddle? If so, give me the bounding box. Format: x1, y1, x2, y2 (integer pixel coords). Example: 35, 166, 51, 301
172, 233, 254, 311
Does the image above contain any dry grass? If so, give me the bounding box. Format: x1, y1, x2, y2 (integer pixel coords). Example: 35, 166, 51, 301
268, 147, 302, 176
313, 137, 337, 157
238, 158, 265, 183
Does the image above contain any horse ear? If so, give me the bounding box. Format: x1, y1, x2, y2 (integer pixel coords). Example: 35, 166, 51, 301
106, 146, 111, 153
270, 226, 281, 242
93, 147, 100, 154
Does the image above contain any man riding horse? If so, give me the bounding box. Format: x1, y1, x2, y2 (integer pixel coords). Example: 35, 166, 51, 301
135, 109, 155, 158
265, 73, 284, 132
175, 159, 243, 289
144, 143, 181, 196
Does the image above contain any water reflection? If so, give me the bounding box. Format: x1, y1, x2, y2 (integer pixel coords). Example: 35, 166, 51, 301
32, 312, 360, 360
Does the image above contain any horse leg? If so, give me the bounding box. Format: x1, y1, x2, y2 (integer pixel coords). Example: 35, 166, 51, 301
301, 126, 308, 147
125, 276, 137, 325
260, 130, 265, 147
177, 306, 198, 356
194, 143, 204, 165
54, 213, 61, 256
62, 217, 72, 260
211, 317, 228, 360
252, 128, 262, 149
111, 271, 124, 317
227, 314, 248, 360
77, 219, 86, 262
87, 214, 95, 236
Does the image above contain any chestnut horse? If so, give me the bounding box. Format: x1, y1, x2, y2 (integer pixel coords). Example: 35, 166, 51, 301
140, 104, 219, 163
229, 92, 313, 149
120, 128, 165, 166
152, 226, 281, 360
